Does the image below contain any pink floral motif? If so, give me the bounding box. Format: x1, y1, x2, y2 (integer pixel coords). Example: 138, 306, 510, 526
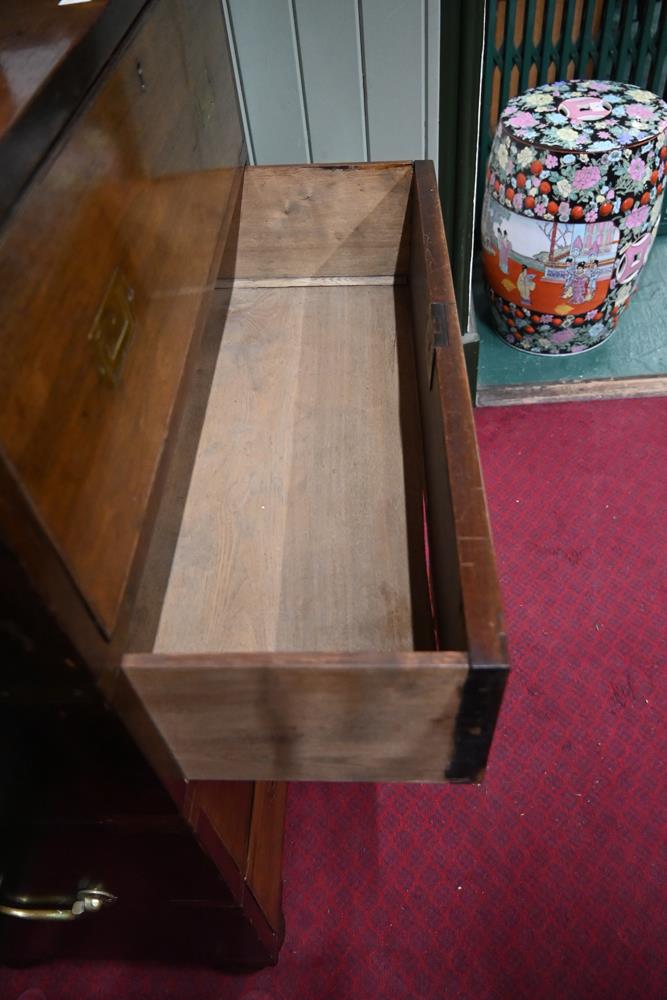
545, 153, 558, 168
508, 111, 538, 128
551, 329, 575, 344
558, 202, 571, 221
512, 192, 524, 210
585, 208, 598, 222
627, 103, 655, 120
628, 157, 647, 182
625, 204, 650, 229
535, 201, 546, 217
573, 164, 601, 190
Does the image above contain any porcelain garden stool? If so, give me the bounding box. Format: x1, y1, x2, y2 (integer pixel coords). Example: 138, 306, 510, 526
482, 79, 667, 355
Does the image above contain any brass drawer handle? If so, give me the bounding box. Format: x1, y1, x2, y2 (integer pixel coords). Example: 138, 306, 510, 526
0, 887, 117, 922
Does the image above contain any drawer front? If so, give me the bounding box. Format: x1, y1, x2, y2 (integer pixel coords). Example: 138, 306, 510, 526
0, 900, 277, 968
119, 651, 477, 782
0, 0, 244, 636
0, 823, 235, 911
0, 825, 282, 967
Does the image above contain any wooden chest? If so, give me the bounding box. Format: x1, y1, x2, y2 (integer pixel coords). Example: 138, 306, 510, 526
0, 0, 508, 966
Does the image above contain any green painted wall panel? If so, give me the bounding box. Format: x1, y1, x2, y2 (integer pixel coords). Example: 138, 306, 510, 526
361, 0, 426, 160
294, 0, 367, 162
226, 0, 308, 163
225, 0, 440, 166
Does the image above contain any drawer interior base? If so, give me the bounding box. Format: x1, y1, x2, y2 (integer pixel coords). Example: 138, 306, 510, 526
153, 281, 432, 654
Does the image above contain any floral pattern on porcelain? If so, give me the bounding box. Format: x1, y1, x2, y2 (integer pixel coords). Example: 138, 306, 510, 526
500, 80, 667, 152
483, 80, 667, 355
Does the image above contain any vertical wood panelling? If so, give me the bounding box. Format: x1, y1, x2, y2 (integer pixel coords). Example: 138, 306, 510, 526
294, 0, 367, 161
288, 0, 313, 162
220, 0, 255, 163
226, 0, 308, 163
225, 0, 440, 167
362, 0, 426, 160
358, 0, 372, 159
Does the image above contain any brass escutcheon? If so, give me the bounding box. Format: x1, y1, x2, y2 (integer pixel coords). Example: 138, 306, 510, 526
88, 269, 136, 385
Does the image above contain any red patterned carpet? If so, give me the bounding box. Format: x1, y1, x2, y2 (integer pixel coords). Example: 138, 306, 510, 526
3, 396, 666, 1000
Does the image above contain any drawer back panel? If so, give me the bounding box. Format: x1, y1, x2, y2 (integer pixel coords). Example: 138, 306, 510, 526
219, 164, 413, 280
0, 0, 244, 635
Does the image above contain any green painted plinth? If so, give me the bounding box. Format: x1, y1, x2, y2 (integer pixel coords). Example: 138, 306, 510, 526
475, 236, 667, 405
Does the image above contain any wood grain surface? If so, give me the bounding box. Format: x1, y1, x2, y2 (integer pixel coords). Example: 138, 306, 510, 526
411, 162, 507, 671
219, 163, 412, 279
1, 0, 108, 135
216, 275, 407, 288
153, 284, 426, 654
185, 780, 254, 875
246, 782, 287, 933
122, 652, 469, 781
0, 0, 291, 963
409, 162, 508, 780
410, 168, 466, 654
0, 0, 244, 636
119, 161, 509, 784
0, 0, 149, 225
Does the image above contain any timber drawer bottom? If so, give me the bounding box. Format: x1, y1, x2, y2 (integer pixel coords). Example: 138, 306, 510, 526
116, 162, 508, 785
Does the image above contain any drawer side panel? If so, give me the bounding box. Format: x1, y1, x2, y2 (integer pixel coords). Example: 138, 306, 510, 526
410, 161, 507, 670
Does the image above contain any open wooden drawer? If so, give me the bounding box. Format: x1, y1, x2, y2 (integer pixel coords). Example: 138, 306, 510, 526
116, 160, 508, 784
